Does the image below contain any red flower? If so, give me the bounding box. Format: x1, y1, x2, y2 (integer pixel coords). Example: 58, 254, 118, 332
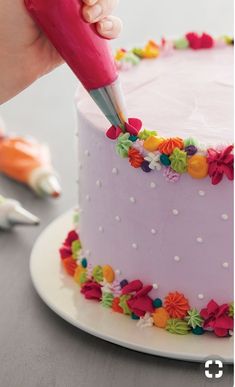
106, 118, 142, 140
207, 145, 234, 185
127, 285, 154, 317
200, 299, 233, 337
59, 230, 80, 259
128, 148, 144, 168
186, 32, 214, 50
64, 230, 79, 246
81, 281, 102, 301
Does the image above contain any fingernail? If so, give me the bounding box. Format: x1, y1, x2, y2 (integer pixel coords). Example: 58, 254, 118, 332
86, 4, 102, 21
100, 20, 113, 31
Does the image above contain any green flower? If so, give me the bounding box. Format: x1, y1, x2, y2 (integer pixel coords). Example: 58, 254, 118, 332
185, 308, 204, 329
71, 240, 82, 260
229, 302, 234, 317
116, 133, 133, 158
73, 209, 80, 228
174, 37, 189, 49
169, 148, 188, 173
79, 271, 87, 285
132, 47, 144, 58
138, 129, 158, 140
92, 265, 103, 283
123, 51, 141, 65
184, 137, 199, 148
166, 319, 191, 335
101, 293, 114, 308
119, 295, 132, 315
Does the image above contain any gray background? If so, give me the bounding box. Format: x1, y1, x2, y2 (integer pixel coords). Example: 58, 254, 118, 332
0, 0, 233, 386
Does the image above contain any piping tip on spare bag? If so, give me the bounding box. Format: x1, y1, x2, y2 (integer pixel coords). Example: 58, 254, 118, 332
24, 0, 127, 128
0, 195, 40, 230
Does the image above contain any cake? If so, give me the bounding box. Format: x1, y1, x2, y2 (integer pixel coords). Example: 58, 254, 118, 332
60, 33, 234, 337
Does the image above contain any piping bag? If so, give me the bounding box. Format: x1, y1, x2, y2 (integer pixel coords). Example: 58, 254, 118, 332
24, 0, 127, 128
0, 136, 61, 198
0, 195, 39, 230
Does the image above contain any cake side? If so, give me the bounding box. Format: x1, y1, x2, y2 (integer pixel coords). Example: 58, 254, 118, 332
77, 110, 233, 311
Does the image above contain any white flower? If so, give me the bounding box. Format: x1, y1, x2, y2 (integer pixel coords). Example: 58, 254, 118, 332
100, 279, 113, 294
144, 152, 162, 170
136, 313, 154, 328
132, 139, 147, 156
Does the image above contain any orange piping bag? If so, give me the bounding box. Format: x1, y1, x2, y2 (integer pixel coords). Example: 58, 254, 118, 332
0, 136, 61, 198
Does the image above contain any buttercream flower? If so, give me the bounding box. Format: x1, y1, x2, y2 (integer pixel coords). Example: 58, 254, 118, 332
116, 133, 133, 158
119, 294, 132, 315
169, 148, 188, 173
164, 291, 190, 319
229, 302, 234, 317
60, 230, 80, 259
138, 129, 158, 140
92, 265, 104, 283
144, 152, 162, 170
200, 299, 234, 337
101, 292, 114, 308
188, 154, 208, 179
127, 285, 154, 317
207, 145, 234, 185
158, 137, 184, 155
128, 148, 144, 168
153, 307, 170, 328
185, 308, 204, 329
63, 256, 78, 276
163, 166, 181, 183
132, 139, 146, 155
186, 32, 214, 49
81, 281, 102, 301
166, 318, 191, 335
137, 312, 154, 328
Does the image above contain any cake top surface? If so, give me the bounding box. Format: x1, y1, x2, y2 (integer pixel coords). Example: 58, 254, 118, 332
77, 45, 233, 146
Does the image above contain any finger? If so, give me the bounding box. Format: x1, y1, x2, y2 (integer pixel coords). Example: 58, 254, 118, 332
96, 16, 122, 39
82, 0, 98, 6
83, 0, 119, 23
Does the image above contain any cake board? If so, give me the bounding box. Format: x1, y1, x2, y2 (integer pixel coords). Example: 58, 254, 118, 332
30, 209, 233, 363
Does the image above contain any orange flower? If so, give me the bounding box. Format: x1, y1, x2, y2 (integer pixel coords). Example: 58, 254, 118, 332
164, 291, 190, 318
112, 297, 123, 313
153, 307, 170, 328
128, 148, 144, 168
63, 256, 77, 276
158, 137, 184, 155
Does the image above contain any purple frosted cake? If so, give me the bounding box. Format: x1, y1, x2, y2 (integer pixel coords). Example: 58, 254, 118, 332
60, 33, 234, 337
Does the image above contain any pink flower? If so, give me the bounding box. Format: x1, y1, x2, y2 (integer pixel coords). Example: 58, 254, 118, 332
106, 118, 142, 140
81, 281, 102, 301
200, 299, 233, 337
127, 285, 154, 317
163, 166, 181, 183
207, 145, 234, 185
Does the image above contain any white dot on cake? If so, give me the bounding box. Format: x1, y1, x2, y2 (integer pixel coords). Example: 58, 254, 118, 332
130, 196, 136, 203
198, 294, 204, 300
150, 182, 156, 189
221, 213, 229, 221
115, 215, 121, 222
115, 269, 121, 276
222, 262, 229, 268
112, 168, 118, 175
84, 149, 90, 156
151, 229, 157, 235
96, 179, 102, 188
85, 250, 91, 257
98, 226, 104, 233
196, 237, 203, 243
152, 283, 158, 290
85, 194, 91, 201
132, 243, 138, 249
172, 209, 179, 216
198, 190, 205, 197
174, 256, 181, 262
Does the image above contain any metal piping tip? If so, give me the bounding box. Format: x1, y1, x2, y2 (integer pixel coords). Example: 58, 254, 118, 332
8, 206, 40, 227
37, 175, 61, 198
89, 79, 127, 127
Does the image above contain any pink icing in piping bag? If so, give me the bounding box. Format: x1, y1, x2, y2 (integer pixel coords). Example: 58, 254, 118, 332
24, 0, 127, 127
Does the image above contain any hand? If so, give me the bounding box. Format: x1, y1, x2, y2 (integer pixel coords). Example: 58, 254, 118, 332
0, 0, 122, 104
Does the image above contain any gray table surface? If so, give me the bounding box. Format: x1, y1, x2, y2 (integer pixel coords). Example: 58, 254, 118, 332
0, 65, 233, 387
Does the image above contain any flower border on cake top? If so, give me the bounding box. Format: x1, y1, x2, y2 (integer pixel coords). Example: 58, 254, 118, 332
106, 33, 234, 186
59, 229, 234, 338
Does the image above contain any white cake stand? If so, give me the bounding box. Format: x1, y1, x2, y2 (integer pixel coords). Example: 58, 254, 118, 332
30, 210, 233, 363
